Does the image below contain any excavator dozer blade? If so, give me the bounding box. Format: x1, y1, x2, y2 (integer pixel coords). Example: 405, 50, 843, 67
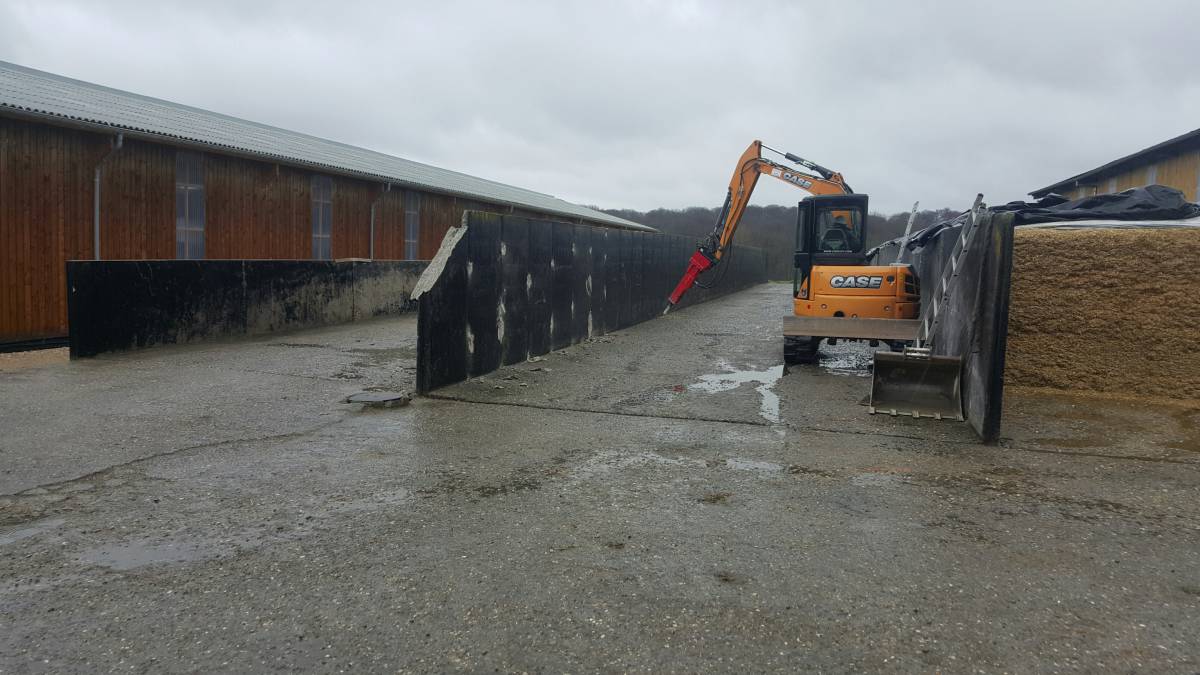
869, 349, 963, 421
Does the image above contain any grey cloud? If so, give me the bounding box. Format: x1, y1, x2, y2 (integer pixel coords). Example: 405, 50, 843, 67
3, 0, 1199, 214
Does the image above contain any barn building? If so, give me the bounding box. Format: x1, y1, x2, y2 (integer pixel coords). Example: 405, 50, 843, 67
1031, 127, 1200, 201
0, 61, 646, 348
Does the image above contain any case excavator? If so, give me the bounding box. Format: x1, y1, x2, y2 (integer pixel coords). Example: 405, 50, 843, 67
666, 140, 962, 420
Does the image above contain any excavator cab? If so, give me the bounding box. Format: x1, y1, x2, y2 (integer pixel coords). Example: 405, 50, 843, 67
793, 194, 871, 296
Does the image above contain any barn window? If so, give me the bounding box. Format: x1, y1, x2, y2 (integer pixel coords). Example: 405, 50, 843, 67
404, 190, 421, 260
312, 175, 333, 260
174, 152, 205, 259
1145, 163, 1157, 186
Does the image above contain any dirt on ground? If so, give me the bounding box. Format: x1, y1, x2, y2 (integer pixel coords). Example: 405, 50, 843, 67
1007, 227, 1200, 401
0, 347, 68, 372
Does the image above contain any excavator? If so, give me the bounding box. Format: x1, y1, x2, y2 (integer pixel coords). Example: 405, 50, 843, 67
665, 140, 962, 420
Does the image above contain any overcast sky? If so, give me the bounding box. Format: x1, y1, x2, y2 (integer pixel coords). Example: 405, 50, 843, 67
3, 0, 1199, 214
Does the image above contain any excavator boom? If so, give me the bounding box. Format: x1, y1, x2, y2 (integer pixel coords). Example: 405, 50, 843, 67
666, 141, 850, 309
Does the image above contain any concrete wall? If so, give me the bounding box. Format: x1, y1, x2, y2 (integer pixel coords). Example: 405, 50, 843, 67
67, 260, 426, 357
416, 212, 768, 393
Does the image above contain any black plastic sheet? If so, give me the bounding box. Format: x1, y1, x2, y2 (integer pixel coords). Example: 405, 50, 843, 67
994, 185, 1200, 225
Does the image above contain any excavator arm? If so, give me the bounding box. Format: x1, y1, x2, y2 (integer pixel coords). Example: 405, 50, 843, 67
665, 140, 852, 310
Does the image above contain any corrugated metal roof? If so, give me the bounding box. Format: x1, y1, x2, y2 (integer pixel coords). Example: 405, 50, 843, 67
0, 61, 650, 231
1030, 126, 1200, 198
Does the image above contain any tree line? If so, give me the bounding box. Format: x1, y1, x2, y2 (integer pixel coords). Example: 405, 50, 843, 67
601, 204, 961, 280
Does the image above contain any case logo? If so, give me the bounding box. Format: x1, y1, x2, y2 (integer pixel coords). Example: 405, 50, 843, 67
770, 167, 813, 188
830, 275, 883, 289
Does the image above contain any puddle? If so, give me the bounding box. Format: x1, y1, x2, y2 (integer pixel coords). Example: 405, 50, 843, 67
690, 364, 784, 423
80, 539, 217, 570
0, 518, 65, 546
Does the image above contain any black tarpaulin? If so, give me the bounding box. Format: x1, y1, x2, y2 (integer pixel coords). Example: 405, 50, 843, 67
994, 185, 1200, 225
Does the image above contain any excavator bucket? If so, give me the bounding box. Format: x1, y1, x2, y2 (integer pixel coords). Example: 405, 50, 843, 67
869, 348, 963, 421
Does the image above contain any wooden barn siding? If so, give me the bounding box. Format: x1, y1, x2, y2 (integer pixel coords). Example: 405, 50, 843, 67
1156, 150, 1200, 201
1060, 149, 1200, 202
0, 118, 99, 341
332, 177, 372, 259
99, 138, 174, 260
1, 116, 618, 343
372, 189, 407, 260
418, 192, 460, 259
1113, 166, 1147, 192
205, 157, 312, 259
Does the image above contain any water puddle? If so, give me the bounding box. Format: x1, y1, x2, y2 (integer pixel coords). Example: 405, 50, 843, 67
0, 518, 65, 546
689, 363, 784, 423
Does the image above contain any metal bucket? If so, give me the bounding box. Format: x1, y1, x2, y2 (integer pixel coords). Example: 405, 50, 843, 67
869, 348, 963, 420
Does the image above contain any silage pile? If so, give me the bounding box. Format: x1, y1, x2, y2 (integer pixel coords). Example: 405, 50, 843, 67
1006, 227, 1200, 401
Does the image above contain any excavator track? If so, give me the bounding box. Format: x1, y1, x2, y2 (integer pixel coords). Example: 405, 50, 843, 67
784, 336, 821, 365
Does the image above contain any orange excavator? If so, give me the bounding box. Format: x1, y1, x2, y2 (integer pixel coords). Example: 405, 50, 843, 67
666, 140, 857, 315
667, 140, 962, 419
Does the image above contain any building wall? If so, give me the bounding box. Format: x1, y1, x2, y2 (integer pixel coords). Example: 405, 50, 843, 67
1060, 149, 1200, 202
0, 116, 598, 344
100, 139, 175, 259
204, 156, 312, 259
371, 189, 408, 261
1156, 150, 1200, 201
0, 117, 99, 341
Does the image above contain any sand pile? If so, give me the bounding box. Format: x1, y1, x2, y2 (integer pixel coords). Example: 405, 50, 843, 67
1006, 227, 1200, 401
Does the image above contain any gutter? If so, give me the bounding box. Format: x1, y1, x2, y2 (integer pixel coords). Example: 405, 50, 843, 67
92, 132, 124, 260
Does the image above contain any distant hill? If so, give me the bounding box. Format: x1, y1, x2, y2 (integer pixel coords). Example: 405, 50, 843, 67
601, 205, 961, 280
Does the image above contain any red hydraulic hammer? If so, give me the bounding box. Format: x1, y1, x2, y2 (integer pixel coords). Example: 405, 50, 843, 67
664, 250, 714, 314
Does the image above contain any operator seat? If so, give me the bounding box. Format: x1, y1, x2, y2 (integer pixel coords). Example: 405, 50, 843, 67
820, 228, 849, 251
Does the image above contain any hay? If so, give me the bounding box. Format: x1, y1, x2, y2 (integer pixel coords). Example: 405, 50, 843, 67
1006, 227, 1200, 401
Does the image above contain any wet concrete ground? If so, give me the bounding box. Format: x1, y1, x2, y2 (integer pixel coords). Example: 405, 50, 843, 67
1, 284, 1198, 672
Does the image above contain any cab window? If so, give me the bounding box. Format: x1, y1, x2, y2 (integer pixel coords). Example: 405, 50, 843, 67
816, 208, 863, 252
